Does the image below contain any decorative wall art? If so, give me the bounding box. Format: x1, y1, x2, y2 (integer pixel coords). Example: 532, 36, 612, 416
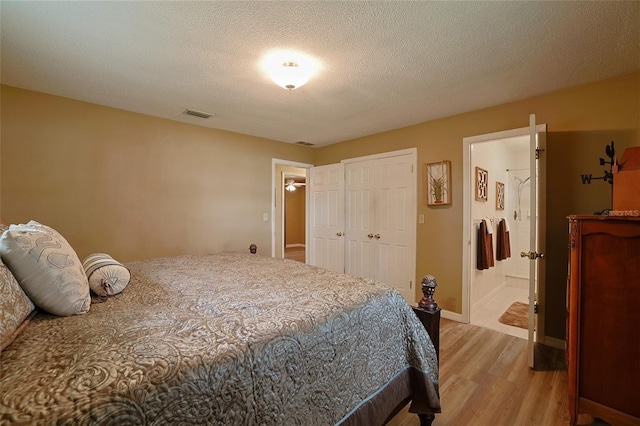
496, 181, 505, 210
475, 167, 488, 202
425, 160, 451, 206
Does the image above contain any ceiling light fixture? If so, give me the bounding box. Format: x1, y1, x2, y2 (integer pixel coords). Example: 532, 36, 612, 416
263, 51, 318, 91
285, 182, 297, 192
284, 178, 305, 192
271, 61, 309, 91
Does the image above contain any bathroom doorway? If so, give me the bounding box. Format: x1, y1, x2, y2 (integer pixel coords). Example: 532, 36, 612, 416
462, 118, 548, 366
468, 135, 532, 340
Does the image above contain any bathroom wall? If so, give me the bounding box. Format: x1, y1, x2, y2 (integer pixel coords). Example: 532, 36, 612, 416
505, 168, 532, 283
471, 137, 530, 307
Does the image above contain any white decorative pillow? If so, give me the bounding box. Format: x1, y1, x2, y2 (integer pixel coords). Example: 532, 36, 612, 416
0, 221, 90, 316
0, 225, 36, 351
82, 253, 130, 296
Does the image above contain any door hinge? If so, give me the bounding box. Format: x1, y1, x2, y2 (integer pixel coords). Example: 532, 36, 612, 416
410, 280, 412, 289
534, 301, 539, 314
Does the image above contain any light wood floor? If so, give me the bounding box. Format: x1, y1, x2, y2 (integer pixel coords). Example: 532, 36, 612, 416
388, 319, 571, 426
284, 246, 305, 262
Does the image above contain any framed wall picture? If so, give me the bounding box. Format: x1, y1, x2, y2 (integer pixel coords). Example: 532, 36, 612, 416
424, 160, 451, 206
496, 181, 505, 210
475, 167, 488, 202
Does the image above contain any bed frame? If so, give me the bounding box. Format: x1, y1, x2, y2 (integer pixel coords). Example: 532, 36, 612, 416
411, 278, 441, 426
251, 245, 441, 426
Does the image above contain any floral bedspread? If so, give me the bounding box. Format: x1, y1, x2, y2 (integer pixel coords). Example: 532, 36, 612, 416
0, 252, 439, 425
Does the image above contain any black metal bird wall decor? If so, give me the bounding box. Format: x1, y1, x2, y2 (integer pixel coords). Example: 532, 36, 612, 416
580, 140, 616, 185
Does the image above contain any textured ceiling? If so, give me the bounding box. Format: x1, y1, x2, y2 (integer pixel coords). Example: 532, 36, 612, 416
1, 1, 638, 147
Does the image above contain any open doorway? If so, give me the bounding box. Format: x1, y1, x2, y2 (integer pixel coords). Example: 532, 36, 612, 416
462, 119, 547, 363
283, 171, 306, 262
271, 159, 312, 259
468, 135, 532, 340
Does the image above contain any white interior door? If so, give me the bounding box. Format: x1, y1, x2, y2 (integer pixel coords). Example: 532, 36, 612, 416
526, 114, 547, 368
308, 164, 344, 273
344, 152, 416, 303
308, 149, 416, 303
374, 155, 416, 303
345, 160, 375, 279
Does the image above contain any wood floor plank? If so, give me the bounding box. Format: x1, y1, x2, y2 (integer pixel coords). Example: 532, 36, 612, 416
388, 319, 569, 426
487, 334, 527, 379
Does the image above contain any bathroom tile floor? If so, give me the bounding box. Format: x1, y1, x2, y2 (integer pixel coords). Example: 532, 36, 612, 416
471, 285, 529, 339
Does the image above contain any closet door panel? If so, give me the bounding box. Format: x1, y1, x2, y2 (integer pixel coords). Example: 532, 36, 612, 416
308, 164, 344, 273
374, 155, 415, 302
345, 161, 375, 279
346, 238, 373, 279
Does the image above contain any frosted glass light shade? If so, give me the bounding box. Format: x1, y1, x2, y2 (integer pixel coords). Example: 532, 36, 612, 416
270, 61, 310, 91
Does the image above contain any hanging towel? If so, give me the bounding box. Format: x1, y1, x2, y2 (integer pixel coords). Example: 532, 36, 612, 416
476, 221, 487, 270
496, 218, 512, 261
485, 219, 494, 235
476, 220, 495, 270
496, 219, 505, 260
486, 221, 495, 268
503, 218, 511, 259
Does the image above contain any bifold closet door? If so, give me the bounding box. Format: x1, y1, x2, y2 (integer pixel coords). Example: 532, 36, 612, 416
345, 160, 375, 279
308, 164, 344, 274
373, 155, 414, 302
344, 154, 415, 302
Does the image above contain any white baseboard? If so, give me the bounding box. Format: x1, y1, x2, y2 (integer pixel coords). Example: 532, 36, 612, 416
285, 244, 305, 248
471, 281, 507, 311
541, 336, 565, 350
441, 309, 463, 322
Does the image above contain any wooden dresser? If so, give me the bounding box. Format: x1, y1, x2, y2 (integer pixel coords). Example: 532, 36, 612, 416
567, 215, 640, 426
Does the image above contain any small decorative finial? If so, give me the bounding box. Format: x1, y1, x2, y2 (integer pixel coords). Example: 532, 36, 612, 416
418, 274, 439, 311
249, 244, 257, 254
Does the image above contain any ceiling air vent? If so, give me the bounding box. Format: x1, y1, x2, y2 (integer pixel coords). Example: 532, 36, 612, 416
296, 141, 314, 147
184, 108, 214, 119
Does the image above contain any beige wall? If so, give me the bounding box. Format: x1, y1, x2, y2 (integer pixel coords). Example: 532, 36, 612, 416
2, 72, 639, 341
0, 85, 314, 261
315, 72, 640, 340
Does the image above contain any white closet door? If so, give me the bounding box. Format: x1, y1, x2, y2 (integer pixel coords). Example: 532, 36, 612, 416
308, 164, 344, 273
344, 160, 375, 279
374, 155, 415, 302
310, 150, 416, 304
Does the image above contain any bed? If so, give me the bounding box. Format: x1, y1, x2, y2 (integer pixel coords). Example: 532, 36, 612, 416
1, 249, 440, 425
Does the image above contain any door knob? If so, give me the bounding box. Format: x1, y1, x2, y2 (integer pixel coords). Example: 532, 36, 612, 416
520, 251, 545, 260
336, 232, 343, 237
374, 234, 381, 239
368, 233, 374, 239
